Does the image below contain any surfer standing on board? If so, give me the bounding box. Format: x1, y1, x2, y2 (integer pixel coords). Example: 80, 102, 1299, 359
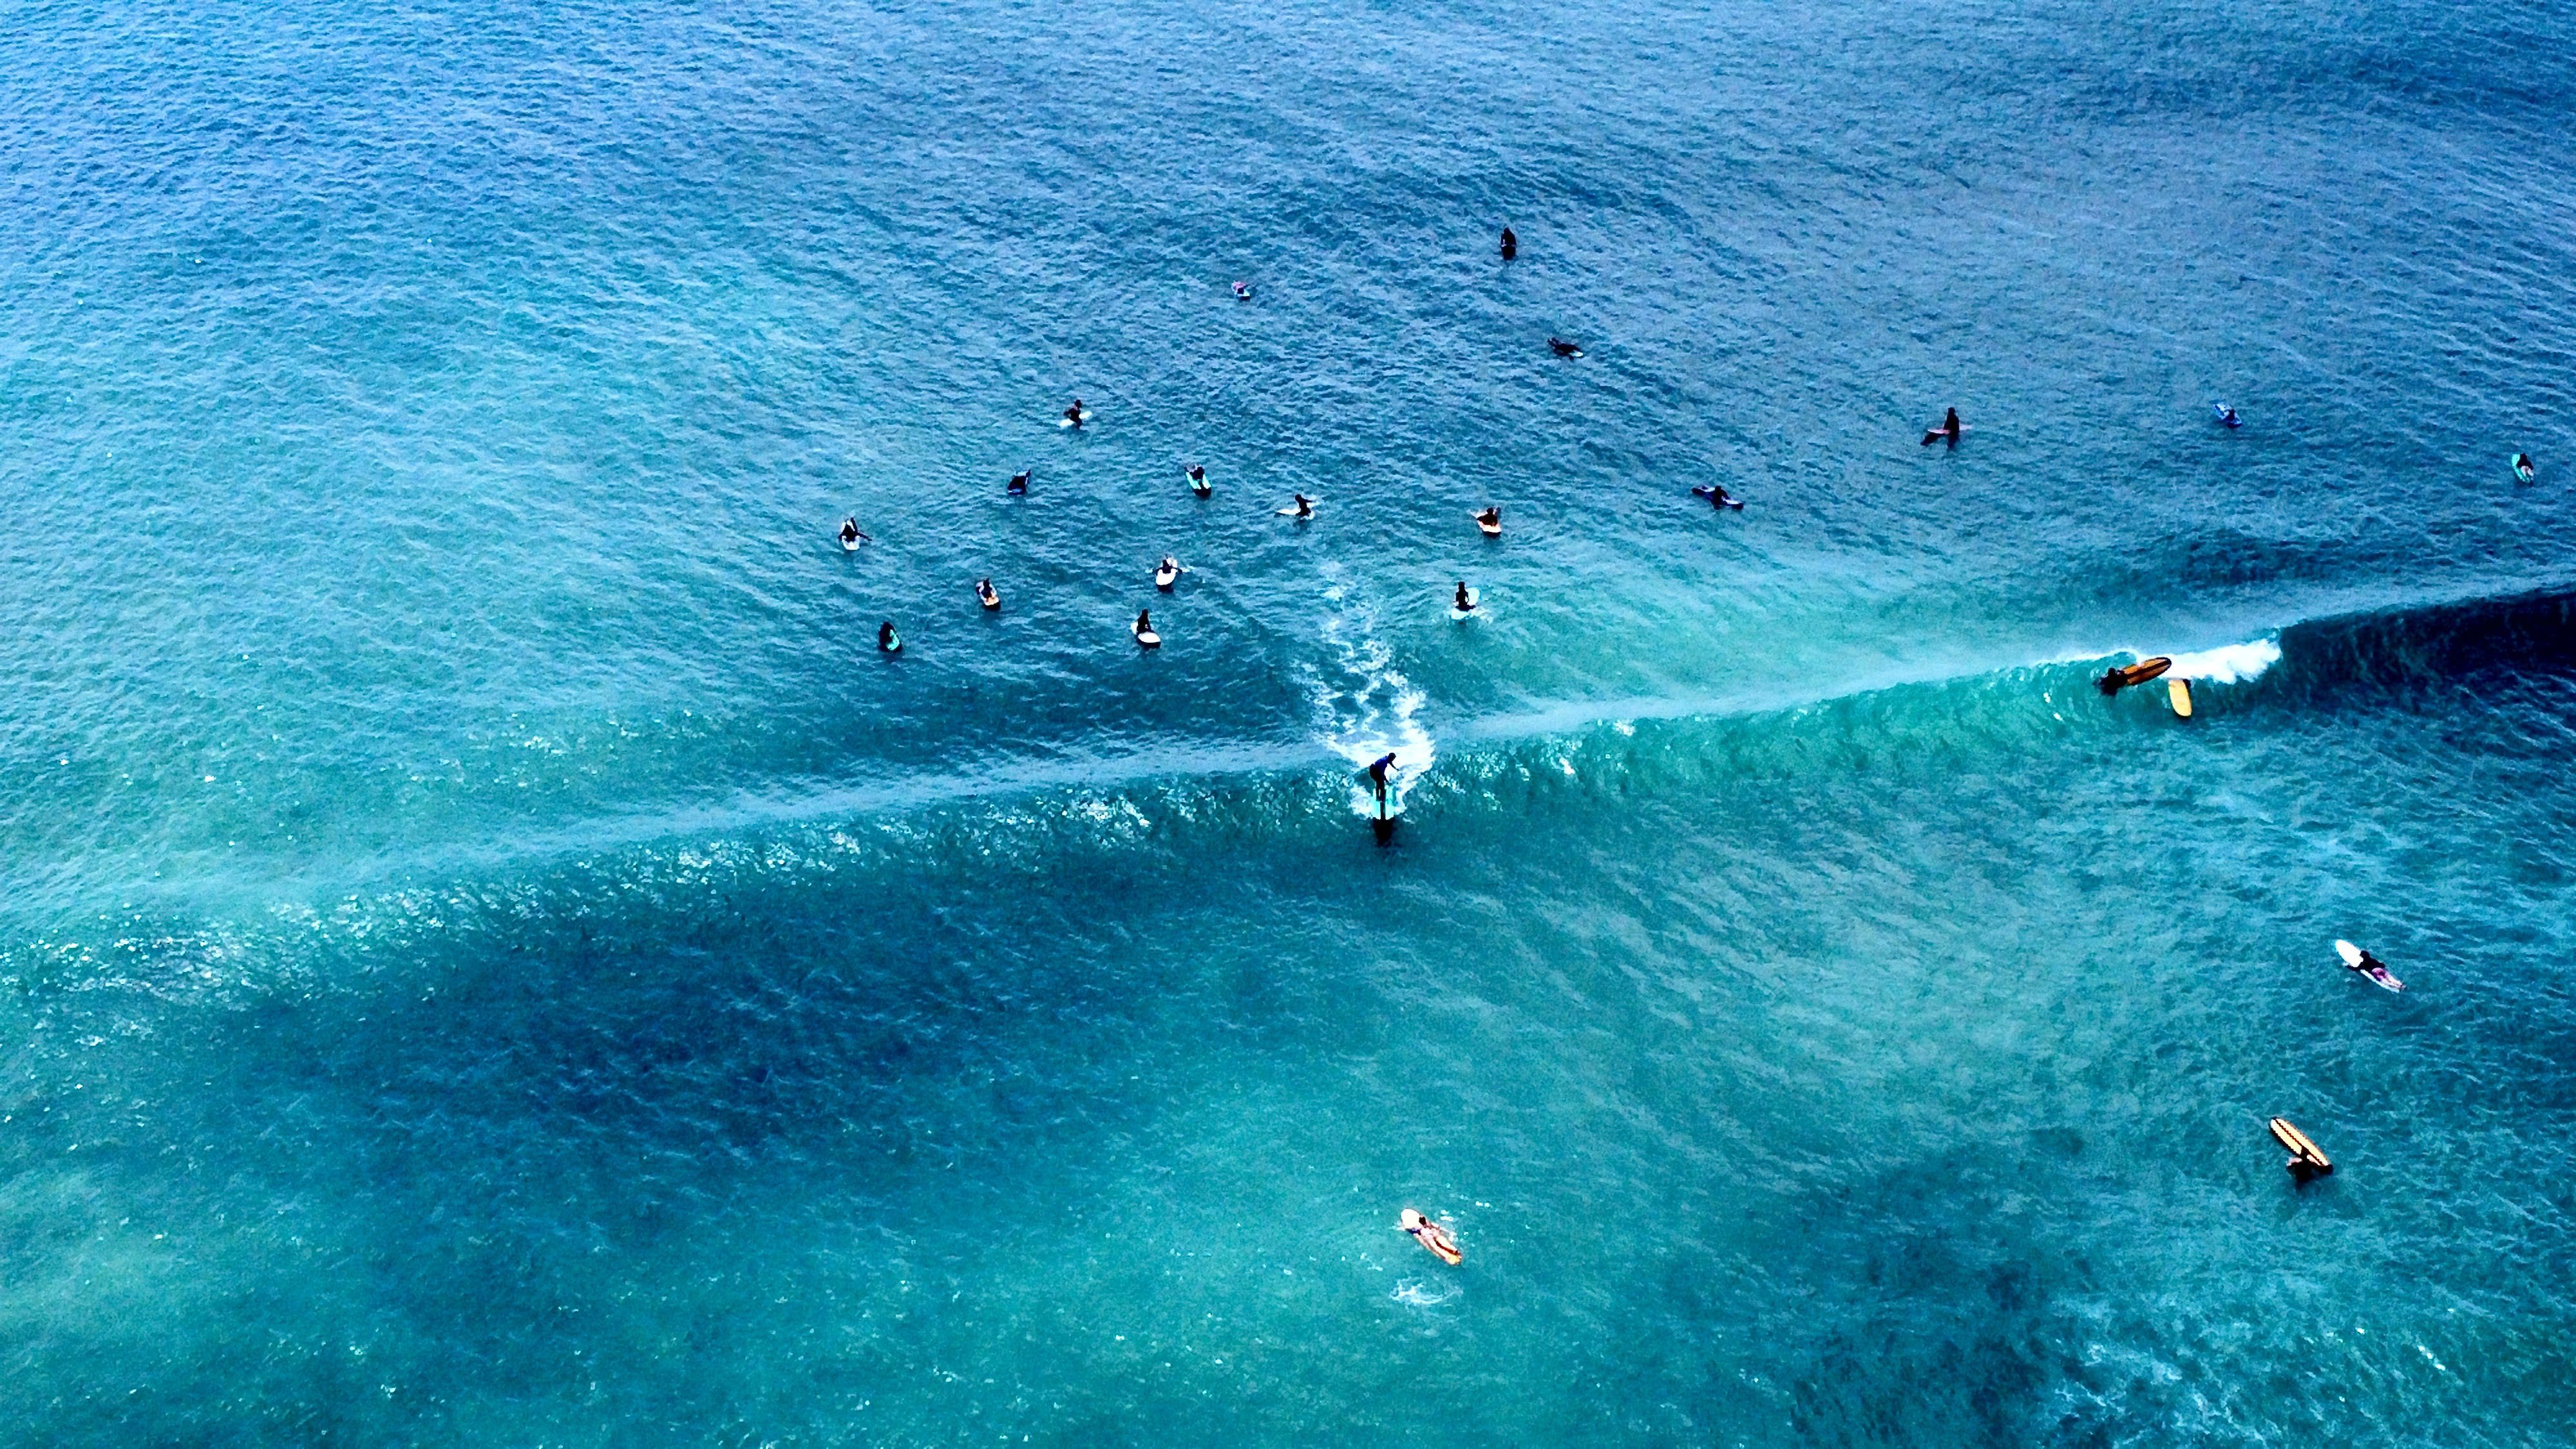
1366, 752, 1397, 808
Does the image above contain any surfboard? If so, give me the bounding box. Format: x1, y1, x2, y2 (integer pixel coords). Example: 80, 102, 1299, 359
879, 634, 902, 654
2512, 456, 2536, 484
978, 589, 1000, 611
2101, 656, 2171, 693
2167, 677, 2193, 717
1399, 1209, 1461, 1265
1057, 410, 1093, 428
2268, 1117, 2331, 1173
1450, 587, 1480, 620
1155, 565, 1179, 590
1133, 629, 1160, 649
841, 536, 860, 552
2213, 402, 2242, 428
2335, 939, 2405, 992
1276, 504, 1318, 517
1692, 486, 1744, 509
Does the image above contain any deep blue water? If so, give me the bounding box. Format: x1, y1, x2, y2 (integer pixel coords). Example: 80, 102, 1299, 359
5, 0, 2576, 1442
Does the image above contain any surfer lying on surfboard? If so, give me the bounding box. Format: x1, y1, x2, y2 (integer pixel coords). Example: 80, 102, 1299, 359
2096, 656, 2172, 696
1548, 337, 1584, 359
1692, 484, 1742, 509
1186, 464, 1209, 494
877, 621, 902, 654
839, 517, 870, 547
1920, 407, 1963, 446
977, 578, 1000, 610
1007, 469, 1029, 495
2513, 453, 2536, 484
1400, 1209, 1461, 1265
1473, 506, 1501, 536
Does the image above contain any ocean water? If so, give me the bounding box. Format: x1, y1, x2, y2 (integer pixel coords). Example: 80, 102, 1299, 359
5, 0, 2576, 1441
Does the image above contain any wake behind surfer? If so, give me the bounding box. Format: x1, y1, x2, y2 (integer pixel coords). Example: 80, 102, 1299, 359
1920, 407, 1962, 447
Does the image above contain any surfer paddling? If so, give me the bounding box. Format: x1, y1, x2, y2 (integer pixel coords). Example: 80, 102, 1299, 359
1920, 406, 1963, 447
1007, 469, 1029, 495
1400, 1209, 1461, 1265
2096, 656, 2172, 696
838, 517, 870, 547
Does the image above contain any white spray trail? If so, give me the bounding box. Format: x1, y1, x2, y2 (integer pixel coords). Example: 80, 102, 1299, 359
2163, 637, 2282, 684
1307, 583, 1437, 817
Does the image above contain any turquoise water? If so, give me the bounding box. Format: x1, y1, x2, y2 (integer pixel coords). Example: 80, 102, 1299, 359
6, 0, 2576, 1441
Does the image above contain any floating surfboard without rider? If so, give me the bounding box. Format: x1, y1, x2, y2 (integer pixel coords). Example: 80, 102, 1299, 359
2167, 677, 2193, 717
2268, 1117, 2332, 1176
2335, 939, 2405, 992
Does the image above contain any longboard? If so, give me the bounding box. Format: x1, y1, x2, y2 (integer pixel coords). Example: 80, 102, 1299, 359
2103, 656, 2172, 692
2167, 677, 2193, 717
2268, 1117, 2331, 1173
1399, 1209, 1461, 1265
2336, 939, 2404, 992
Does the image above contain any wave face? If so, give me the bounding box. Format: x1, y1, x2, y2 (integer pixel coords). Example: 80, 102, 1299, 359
6, 0, 2576, 1443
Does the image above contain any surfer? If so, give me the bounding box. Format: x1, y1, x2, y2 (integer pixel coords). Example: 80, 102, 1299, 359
1157, 556, 1182, 590
1454, 581, 1476, 614
838, 517, 869, 547
976, 578, 1000, 610
1500, 226, 1517, 260
2214, 404, 2242, 428
2514, 452, 2536, 482
1007, 469, 1029, 495
1920, 407, 1962, 447
1473, 505, 1502, 535
1548, 337, 1582, 358
1063, 399, 1086, 430
1133, 608, 1159, 647
877, 621, 900, 654
1365, 751, 1397, 807
2347, 945, 2392, 978
1400, 1209, 1461, 1264
1692, 484, 1739, 509
2096, 656, 2172, 696
1289, 493, 1314, 519
1233, 280, 1253, 301
1186, 464, 1209, 493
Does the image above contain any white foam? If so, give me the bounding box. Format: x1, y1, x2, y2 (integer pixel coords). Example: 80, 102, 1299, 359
2162, 637, 2281, 685
1307, 583, 1437, 816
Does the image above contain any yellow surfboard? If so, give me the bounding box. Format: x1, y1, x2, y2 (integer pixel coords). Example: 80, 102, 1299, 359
2268, 1117, 2331, 1172
2167, 677, 2193, 718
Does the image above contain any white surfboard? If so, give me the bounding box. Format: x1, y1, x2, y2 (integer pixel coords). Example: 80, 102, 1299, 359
2335, 939, 2405, 992
1134, 629, 1161, 649
1057, 410, 1093, 428
1277, 503, 1318, 517
1472, 511, 1501, 536
1155, 565, 1180, 590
